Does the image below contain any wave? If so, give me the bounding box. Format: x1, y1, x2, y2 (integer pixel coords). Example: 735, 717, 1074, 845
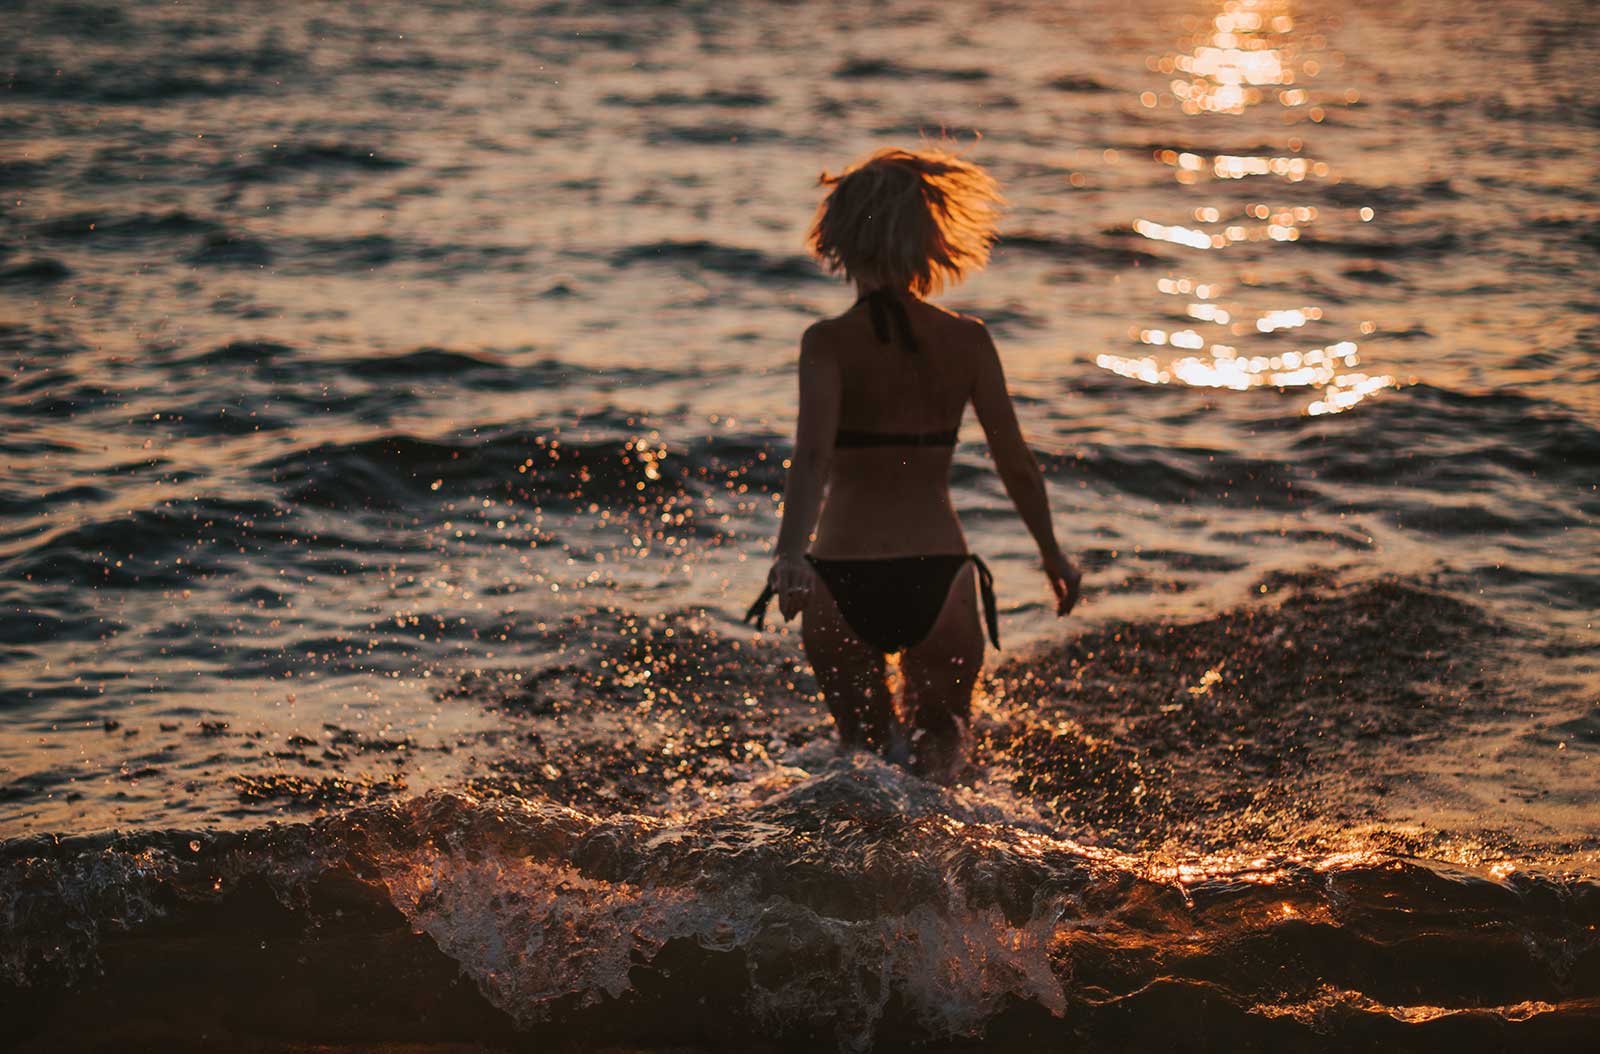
986, 575, 1519, 842
167, 340, 292, 371
125, 350, 745, 442
3, 573, 1591, 1047
0, 259, 71, 285
260, 426, 780, 517
178, 228, 530, 276
32, 209, 225, 242
222, 141, 409, 182
184, 229, 273, 267
354, 48, 481, 74
1298, 231, 1464, 260
1341, 264, 1402, 284
644, 123, 795, 146
3, 59, 260, 104
294, 233, 528, 276
6, 7, 300, 104
0, 498, 299, 588
1040, 443, 1319, 510
1046, 73, 1115, 92
834, 57, 991, 82
1291, 383, 1600, 493
1053, 382, 1599, 516
1321, 176, 1465, 209
2, 783, 1595, 1052
942, 301, 1047, 336
602, 88, 774, 109
0, 482, 111, 521
0, 158, 50, 187
1396, 91, 1600, 133
611, 239, 825, 284
338, 347, 513, 379
997, 231, 1166, 267
40, 372, 1580, 544
425, 576, 1536, 859
0, 372, 115, 419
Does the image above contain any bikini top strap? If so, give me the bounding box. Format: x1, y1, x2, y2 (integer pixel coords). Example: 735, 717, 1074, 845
863, 289, 892, 343
968, 555, 1001, 650
858, 289, 919, 354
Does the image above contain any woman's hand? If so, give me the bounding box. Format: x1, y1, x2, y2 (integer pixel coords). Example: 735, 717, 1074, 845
769, 552, 816, 621
1043, 550, 1082, 616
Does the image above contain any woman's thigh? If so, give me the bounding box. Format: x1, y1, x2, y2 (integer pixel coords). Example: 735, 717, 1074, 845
800, 572, 891, 742
901, 562, 984, 720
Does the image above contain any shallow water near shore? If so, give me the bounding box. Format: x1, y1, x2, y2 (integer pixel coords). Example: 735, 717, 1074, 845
2, 0, 1598, 1047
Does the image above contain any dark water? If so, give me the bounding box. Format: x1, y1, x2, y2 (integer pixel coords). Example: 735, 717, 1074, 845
2, 0, 1598, 1048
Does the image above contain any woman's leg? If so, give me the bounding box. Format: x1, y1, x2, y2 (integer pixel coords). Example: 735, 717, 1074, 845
801, 577, 894, 752
902, 563, 984, 777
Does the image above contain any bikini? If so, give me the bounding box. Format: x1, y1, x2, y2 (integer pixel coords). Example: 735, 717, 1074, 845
744, 289, 1002, 654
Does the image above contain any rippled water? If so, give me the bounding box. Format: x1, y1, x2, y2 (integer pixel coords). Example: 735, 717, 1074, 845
2, 0, 1598, 1048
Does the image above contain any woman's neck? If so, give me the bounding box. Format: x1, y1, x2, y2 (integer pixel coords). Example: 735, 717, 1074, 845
854, 281, 913, 300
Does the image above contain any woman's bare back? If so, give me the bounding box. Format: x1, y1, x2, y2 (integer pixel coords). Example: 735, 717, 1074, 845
807, 294, 989, 558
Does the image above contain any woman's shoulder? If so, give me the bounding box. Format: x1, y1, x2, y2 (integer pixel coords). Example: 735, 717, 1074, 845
800, 299, 988, 352
920, 301, 991, 346
797, 316, 853, 367
800, 314, 849, 348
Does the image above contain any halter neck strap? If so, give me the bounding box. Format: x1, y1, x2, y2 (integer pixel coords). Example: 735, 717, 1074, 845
855, 289, 919, 354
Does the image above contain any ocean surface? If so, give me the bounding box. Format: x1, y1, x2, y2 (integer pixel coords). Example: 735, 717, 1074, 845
2, 0, 1597, 1048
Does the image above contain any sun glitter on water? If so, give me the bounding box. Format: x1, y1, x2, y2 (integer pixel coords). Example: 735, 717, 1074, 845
1103, 0, 1398, 416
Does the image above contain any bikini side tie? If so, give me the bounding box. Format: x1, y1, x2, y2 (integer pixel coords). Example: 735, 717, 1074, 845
744, 583, 778, 630
968, 554, 1002, 650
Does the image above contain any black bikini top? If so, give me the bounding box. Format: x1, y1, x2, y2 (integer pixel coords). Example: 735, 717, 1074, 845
835, 289, 958, 450
834, 427, 958, 448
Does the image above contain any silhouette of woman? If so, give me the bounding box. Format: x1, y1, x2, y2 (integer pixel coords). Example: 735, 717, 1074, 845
747, 147, 1081, 777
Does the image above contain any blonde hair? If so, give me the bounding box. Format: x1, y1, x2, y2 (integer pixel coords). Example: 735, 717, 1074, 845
807, 147, 1002, 297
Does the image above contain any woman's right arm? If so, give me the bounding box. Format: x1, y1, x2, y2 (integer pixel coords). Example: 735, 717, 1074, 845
970, 322, 1082, 615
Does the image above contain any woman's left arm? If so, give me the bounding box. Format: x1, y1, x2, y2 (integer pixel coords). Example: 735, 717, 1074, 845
770, 324, 840, 618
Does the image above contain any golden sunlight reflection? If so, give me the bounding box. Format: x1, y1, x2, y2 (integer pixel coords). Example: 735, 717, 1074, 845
968, 819, 1409, 893
1097, 337, 1380, 399
1255, 306, 1321, 333
1132, 210, 1314, 249
1155, 149, 1329, 183
1148, 0, 1307, 116
1104, 0, 1396, 415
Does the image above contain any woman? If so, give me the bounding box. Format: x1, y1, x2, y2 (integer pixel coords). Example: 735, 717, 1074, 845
747, 147, 1081, 775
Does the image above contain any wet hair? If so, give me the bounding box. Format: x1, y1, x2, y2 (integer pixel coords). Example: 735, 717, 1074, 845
807, 146, 1002, 297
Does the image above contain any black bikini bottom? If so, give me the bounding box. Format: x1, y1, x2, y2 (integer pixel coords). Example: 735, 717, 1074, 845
744, 554, 1000, 654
